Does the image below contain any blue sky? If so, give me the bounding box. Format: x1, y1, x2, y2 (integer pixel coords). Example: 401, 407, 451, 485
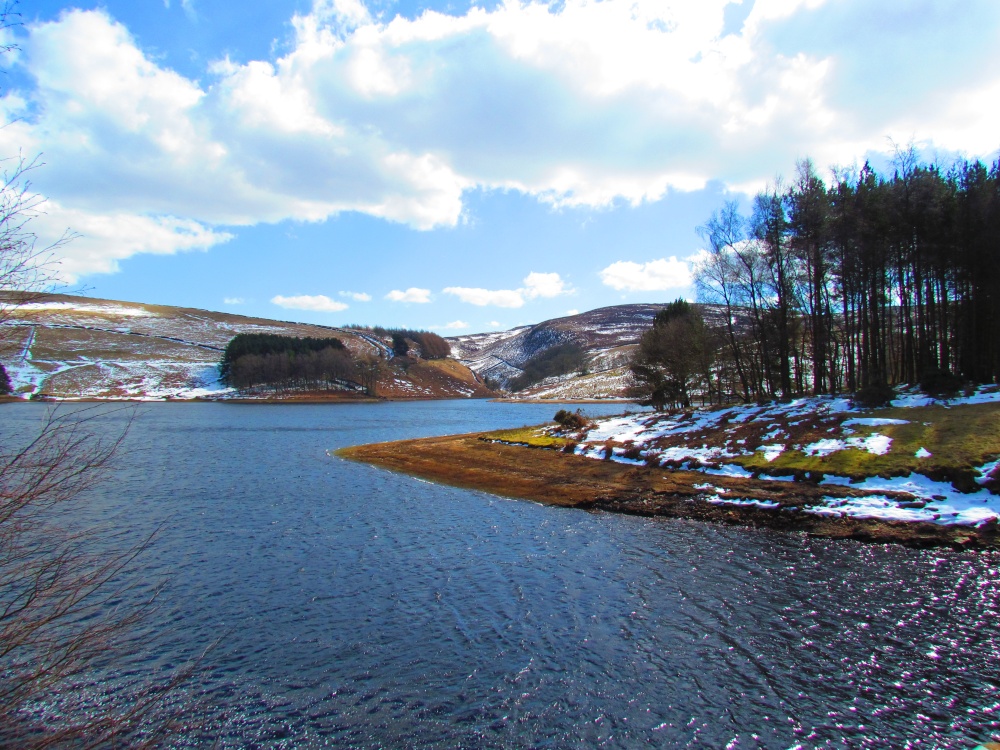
3, 0, 998, 333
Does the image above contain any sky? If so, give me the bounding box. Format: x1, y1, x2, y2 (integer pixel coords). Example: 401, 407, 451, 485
1, 0, 998, 333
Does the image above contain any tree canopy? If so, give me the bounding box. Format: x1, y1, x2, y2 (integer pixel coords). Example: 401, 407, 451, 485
219, 333, 361, 393
219, 333, 345, 383
695, 152, 1000, 403
630, 299, 714, 410
509, 342, 587, 392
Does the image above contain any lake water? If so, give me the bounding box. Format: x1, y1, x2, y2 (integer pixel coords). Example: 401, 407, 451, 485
2, 400, 999, 748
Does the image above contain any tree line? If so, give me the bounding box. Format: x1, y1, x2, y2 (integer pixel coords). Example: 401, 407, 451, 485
679, 152, 1000, 405
220, 333, 364, 394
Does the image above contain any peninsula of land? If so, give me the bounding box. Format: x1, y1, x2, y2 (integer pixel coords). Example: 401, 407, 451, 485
339, 388, 1000, 550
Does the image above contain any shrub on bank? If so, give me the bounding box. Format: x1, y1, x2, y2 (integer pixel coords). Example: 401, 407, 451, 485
852, 382, 895, 409
554, 409, 588, 431
919, 367, 965, 398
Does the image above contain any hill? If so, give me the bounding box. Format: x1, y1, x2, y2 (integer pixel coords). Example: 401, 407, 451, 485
448, 303, 726, 400
0, 294, 492, 401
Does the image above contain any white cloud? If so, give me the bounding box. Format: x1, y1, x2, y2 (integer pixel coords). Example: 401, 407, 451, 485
6, 0, 1000, 277
522, 271, 568, 299
271, 294, 349, 312
223, 297, 244, 305
599, 257, 693, 292
444, 272, 570, 308
565, 309, 579, 316
339, 290, 372, 301
385, 287, 431, 303
29, 200, 232, 282
487, 321, 501, 328
435, 320, 469, 330
443, 286, 525, 308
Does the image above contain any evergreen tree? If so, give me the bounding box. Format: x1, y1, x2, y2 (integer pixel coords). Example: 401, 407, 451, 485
630, 300, 714, 409
694, 152, 1000, 401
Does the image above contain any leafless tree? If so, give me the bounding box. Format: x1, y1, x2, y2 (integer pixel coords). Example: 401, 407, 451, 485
0, 406, 199, 748
0, 5, 197, 743
356, 351, 388, 396
0, 153, 72, 328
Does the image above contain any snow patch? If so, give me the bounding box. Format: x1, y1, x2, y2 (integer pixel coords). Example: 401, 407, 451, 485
759, 444, 785, 462
842, 417, 910, 427
15, 302, 155, 317
702, 463, 753, 478
706, 496, 780, 510
804, 433, 891, 456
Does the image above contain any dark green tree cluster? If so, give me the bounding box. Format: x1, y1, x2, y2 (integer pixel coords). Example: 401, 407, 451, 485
220, 333, 345, 378
629, 300, 715, 409
347, 326, 451, 359
509, 342, 586, 392
220, 333, 359, 393
696, 153, 1000, 402
391, 333, 409, 357
0, 362, 10, 395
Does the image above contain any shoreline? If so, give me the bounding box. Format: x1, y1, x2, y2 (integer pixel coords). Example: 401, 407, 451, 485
337, 431, 1000, 550
0, 394, 496, 404
490, 397, 637, 405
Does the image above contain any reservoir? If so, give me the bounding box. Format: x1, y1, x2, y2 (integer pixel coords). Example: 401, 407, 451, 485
2, 400, 998, 748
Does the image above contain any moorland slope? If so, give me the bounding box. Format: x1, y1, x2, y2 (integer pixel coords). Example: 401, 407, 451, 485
0, 294, 491, 400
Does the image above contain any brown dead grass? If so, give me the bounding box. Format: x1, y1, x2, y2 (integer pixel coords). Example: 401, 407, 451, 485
337, 433, 1000, 549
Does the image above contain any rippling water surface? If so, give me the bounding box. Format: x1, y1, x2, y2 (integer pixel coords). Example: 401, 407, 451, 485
3, 400, 999, 748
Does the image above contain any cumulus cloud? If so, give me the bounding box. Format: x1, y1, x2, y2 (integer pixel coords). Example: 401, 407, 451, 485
6, 0, 1000, 277
444, 272, 570, 308
522, 272, 568, 299
223, 297, 244, 305
339, 290, 372, 301
599, 257, 693, 292
28, 200, 232, 282
443, 286, 525, 308
271, 294, 349, 312
385, 287, 431, 303
435, 320, 469, 330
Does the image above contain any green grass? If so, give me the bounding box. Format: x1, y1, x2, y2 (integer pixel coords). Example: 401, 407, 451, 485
481, 402, 1000, 494
734, 402, 1000, 480
482, 426, 572, 449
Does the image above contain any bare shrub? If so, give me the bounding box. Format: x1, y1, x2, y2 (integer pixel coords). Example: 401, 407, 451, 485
0, 406, 200, 747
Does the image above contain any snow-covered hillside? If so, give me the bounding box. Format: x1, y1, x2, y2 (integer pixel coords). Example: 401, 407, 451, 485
0, 295, 484, 400
448, 303, 715, 398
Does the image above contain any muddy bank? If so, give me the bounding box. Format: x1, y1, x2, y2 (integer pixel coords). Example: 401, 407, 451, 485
337, 432, 1000, 550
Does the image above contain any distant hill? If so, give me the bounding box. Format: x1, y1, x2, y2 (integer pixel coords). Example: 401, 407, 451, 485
0, 294, 491, 401
448, 303, 722, 400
